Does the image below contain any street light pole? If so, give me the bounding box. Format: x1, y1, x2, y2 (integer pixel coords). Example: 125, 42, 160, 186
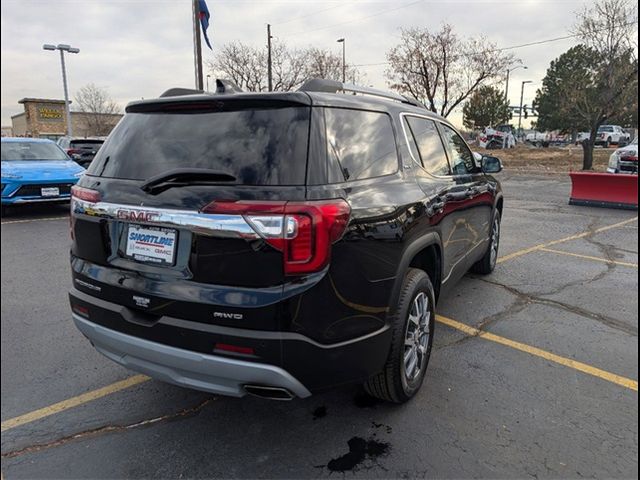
337, 38, 345, 83
43, 43, 79, 137
518, 80, 533, 138
505, 65, 527, 103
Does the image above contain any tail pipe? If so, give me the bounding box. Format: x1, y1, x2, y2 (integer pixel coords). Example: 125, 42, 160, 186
243, 384, 296, 401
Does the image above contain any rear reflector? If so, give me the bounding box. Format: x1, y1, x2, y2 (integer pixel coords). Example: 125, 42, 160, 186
71, 185, 101, 203
71, 304, 90, 318
202, 199, 351, 275
215, 343, 255, 355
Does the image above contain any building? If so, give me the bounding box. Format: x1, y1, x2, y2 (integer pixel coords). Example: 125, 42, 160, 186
10, 98, 123, 140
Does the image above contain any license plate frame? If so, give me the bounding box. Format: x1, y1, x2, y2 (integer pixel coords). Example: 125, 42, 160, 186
124, 224, 178, 266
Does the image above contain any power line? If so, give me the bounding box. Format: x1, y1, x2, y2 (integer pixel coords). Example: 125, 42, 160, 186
352, 20, 639, 68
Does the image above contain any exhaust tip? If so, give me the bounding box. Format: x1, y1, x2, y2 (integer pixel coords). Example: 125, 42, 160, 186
244, 384, 295, 401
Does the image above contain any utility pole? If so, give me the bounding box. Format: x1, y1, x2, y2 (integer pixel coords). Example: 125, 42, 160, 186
518, 80, 533, 139
337, 38, 345, 83
267, 24, 273, 92
192, 0, 204, 90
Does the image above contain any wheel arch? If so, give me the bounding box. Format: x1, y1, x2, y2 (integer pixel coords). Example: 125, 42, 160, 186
389, 232, 443, 308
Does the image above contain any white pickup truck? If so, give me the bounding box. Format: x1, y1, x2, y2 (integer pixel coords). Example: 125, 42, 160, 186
595, 125, 631, 148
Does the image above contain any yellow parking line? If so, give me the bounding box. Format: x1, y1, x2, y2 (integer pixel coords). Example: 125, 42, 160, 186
1, 216, 68, 225
3, 312, 638, 433
540, 248, 638, 268
437, 315, 638, 392
1, 375, 149, 432
497, 216, 638, 264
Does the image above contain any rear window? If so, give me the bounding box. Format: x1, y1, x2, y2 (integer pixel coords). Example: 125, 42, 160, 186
70, 140, 104, 149
324, 108, 398, 182
1, 141, 68, 161
599, 126, 614, 132
87, 107, 310, 185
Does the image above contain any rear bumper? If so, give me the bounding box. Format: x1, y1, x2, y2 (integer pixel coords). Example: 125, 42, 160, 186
69, 287, 391, 396
73, 313, 312, 398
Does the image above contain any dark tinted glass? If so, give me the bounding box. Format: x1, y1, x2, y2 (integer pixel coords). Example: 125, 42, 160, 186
441, 124, 475, 175
87, 107, 310, 185
70, 140, 104, 149
405, 117, 450, 176
1, 141, 69, 161
325, 108, 398, 182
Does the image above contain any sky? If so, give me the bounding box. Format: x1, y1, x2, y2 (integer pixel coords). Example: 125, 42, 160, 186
0, 0, 606, 129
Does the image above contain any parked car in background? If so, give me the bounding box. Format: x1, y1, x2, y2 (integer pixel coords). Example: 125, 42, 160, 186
57, 137, 105, 168
595, 125, 631, 148
575, 132, 590, 145
1, 137, 85, 212
607, 137, 638, 174
68, 79, 504, 403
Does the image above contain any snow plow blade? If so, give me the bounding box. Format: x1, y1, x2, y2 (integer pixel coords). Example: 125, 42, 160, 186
569, 172, 638, 210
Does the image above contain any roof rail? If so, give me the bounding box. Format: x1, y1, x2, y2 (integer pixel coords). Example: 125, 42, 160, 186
298, 78, 426, 109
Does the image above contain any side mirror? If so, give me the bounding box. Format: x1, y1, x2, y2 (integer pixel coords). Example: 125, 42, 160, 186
481, 155, 503, 174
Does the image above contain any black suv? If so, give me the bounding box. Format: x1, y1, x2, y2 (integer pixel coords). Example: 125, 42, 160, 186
69, 79, 503, 403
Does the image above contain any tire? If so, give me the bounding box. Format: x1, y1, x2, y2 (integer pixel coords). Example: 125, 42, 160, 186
471, 209, 501, 275
364, 268, 435, 403
605, 138, 611, 148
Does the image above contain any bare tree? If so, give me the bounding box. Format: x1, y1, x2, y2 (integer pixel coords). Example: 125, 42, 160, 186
574, 0, 638, 58
571, 0, 639, 169
386, 24, 515, 117
207, 42, 267, 92
207, 42, 363, 92
74, 83, 120, 136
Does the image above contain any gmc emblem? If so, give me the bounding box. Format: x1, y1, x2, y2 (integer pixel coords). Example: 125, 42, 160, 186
116, 210, 159, 222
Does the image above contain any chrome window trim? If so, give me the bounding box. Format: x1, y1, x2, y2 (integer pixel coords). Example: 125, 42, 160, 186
71, 198, 260, 239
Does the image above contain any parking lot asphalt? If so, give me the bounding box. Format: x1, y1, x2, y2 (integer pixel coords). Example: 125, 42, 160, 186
1, 174, 638, 479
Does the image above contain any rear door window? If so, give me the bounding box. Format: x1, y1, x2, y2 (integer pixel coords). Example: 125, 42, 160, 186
324, 108, 398, 182
405, 116, 450, 176
87, 106, 311, 186
440, 124, 476, 175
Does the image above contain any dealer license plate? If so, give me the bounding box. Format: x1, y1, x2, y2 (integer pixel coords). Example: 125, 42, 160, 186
125, 225, 177, 265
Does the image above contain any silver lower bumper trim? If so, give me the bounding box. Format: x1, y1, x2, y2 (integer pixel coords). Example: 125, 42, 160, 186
72, 314, 311, 398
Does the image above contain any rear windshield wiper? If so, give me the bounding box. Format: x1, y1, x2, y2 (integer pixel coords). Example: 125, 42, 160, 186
141, 168, 237, 194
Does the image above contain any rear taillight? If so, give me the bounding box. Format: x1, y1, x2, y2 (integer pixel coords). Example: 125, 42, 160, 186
71, 185, 101, 203
70, 186, 101, 240
67, 148, 82, 156
202, 200, 351, 275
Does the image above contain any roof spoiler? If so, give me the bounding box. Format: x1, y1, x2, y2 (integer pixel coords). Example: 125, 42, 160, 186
298, 78, 426, 109
160, 79, 243, 98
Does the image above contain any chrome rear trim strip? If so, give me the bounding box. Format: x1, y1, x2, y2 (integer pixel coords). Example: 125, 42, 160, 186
71, 198, 259, 239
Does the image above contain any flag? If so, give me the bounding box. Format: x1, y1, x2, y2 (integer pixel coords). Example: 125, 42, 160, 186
199, 0, 212, 50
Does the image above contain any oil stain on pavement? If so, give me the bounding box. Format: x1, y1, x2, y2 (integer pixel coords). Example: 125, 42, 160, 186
326, 437, 390, 472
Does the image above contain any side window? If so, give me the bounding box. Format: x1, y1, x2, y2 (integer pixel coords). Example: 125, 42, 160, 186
440, 124, 476, 175
325, 108, 399, 182
405, 116, 450, 176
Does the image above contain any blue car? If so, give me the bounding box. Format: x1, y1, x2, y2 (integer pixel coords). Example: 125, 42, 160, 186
1, 137, 85, 208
